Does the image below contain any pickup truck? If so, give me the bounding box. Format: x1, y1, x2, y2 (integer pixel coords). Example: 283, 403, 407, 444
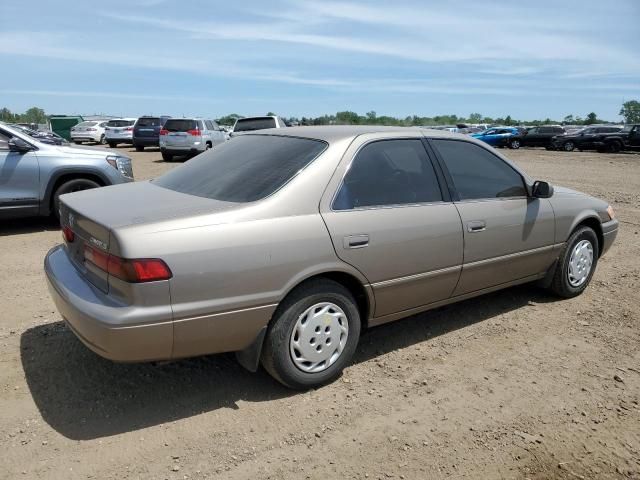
597, 125, 640, 153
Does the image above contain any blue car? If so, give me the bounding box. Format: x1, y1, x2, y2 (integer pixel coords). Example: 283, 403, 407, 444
471, 127, 522, 149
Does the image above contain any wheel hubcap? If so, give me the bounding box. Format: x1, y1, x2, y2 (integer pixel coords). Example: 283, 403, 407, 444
565, 142, 573, 151
568, 240, 593, 287
290, 302, 349, 373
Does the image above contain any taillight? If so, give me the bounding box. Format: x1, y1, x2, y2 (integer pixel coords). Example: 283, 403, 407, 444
126, 127, 133, 131
83, 245, 172, 283
187, 129, 200, 136
62, 226, 75, 243
159, 129, 169, 135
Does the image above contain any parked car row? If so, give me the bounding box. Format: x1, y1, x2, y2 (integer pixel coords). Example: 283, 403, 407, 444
468, 124, 640, 153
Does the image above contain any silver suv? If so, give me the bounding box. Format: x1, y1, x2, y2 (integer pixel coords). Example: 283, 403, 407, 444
159, 118, 226, 161
0, 123, 134, 219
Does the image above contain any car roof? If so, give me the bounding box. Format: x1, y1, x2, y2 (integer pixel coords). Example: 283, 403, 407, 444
243, 125, 460, 143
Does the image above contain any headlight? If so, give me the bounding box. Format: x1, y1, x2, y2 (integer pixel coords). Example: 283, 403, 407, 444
106, 155, 134, 179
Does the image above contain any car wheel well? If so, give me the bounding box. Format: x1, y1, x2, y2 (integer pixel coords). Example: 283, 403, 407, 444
281, 272, 370, 328
574, 217, 603, 257
49, 173, 106, 211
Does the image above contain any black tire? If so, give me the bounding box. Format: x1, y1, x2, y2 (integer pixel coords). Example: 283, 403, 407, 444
563, 141, 575, 152
135, 145, 144, 152
509, 139, 520, 149
545, 146, 553, 151
74, 141, 82, 145
52, 178, 101, 220
206, 142, 212, 150
549, 226, 599, 298
108, 142, 117, 148
608, 141, 621, 153
162, 152, 173, 162
99, 134, 106, 145
261, 278, 361, 390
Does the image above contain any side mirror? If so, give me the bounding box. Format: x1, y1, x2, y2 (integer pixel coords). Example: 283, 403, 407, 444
8, 137, 33, 153
532, 180, 553, 198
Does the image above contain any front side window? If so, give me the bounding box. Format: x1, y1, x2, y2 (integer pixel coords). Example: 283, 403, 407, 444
0, 130, 10, 150
154, 135, 326, 203
333, 139, 443, 210
432, 139, 526, 200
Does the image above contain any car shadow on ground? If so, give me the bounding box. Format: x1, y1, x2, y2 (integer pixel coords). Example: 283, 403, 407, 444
21, 284, 558, 440
0, 216, 59, 236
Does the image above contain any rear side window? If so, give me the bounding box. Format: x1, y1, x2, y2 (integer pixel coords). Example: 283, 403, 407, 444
164, 119, 197, 132
107, 120, 134, 127
333, 139, 443, 210
234, 117, 277, 132
154, 135, 327, 203
432, 139, 526, 200
136, 117, 161, 127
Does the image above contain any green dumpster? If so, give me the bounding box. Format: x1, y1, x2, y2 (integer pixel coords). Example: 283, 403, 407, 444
49, 115, 83, 141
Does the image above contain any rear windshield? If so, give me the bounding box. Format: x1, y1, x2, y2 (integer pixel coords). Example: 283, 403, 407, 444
234, 117, 277, 132
136, 117, 161, 127
164, 119, 197, 132
107, 119, 135, 127
154, 135, 327, 202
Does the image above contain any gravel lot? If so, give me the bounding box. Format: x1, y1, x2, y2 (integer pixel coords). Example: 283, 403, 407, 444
1, 145, 639, 479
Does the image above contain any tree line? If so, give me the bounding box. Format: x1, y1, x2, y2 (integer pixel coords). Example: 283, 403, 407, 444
3, 100, 639, 128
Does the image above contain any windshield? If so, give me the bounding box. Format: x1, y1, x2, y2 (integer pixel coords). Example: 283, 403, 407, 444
234, 117, 277, 132
154, 135, 327, 203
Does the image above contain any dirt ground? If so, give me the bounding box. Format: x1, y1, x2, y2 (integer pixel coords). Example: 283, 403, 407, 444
1, 145, 639, 480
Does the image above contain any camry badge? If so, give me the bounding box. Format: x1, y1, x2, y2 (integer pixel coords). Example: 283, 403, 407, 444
90, 237, 108, 251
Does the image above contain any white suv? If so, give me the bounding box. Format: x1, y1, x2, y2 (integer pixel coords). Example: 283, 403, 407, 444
70, 121, 108, 145
159, 118, 226, 161
105, 118, 137, 147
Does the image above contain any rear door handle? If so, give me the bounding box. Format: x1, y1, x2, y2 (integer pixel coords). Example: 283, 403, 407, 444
344, 234, 369, 249
467, 221, 486, 233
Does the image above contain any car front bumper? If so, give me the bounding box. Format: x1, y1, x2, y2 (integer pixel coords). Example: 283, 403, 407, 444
601, 219, 618, 256
44, 245, 173, 362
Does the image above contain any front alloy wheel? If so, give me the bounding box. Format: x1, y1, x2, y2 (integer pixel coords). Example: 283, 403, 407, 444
563, 141, 575, 152
509, 139, 520, 149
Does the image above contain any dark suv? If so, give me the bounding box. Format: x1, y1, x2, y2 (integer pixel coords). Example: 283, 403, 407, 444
521, 126, 565, 149
597, 125, 640, 153
132, 116, 171, 151
551, 126, 622, 152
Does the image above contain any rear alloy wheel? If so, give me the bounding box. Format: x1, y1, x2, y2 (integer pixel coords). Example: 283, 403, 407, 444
509, 139, 520, 149
261, 278, 361, 389
549, 226, 598, 298
52, 178, 100, 220
563, 141, 575, 152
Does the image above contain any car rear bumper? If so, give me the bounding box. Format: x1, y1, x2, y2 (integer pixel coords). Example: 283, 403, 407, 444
601, 219, 618, 256
44, 245, 173, 362
71, 134, 101, 142
133, 136, 159, 146
160, 146, 204, 155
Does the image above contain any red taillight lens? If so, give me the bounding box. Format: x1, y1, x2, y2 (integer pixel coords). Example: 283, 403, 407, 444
187, 129, 200, 136
62, 226, 75, 243
126, 127, 133, 131
159, 129, 169, 135
130, 259, 172, 282
83, 245, 172, 283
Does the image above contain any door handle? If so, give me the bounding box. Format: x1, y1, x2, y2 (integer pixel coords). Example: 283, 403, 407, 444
467, 221, 486, 233
344, 234, 369, 249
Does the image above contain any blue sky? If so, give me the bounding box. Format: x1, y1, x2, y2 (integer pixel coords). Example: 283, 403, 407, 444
1, 0, 638, 120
